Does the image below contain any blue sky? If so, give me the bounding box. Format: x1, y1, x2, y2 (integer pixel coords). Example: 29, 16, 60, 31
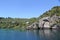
0, 0, 60, 18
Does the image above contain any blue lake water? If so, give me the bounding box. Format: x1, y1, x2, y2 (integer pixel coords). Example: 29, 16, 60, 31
0, 29, 60, 40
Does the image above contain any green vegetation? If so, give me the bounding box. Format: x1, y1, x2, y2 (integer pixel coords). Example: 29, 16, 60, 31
0, 6, 60, 30
38, 6, 60, 19
0, 17, 37, 30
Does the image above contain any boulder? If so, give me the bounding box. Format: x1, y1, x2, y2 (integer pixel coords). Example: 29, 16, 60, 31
26, 22, 39, 30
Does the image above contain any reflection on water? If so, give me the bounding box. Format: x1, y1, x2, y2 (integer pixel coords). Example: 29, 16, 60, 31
26, 29, 60, 40
0, 29, 60, 40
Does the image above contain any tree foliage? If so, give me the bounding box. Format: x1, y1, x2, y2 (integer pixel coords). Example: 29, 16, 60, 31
38, 6, 60, 19
0, 6, 60, 30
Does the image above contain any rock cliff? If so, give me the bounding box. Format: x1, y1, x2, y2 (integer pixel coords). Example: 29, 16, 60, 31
26, 6, 60, 30
26, 14, 60, 30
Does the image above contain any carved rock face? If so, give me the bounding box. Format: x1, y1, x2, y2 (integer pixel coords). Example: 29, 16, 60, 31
44, 22, 50, 28
39, 17, 50, 28
27, 15, 60, 30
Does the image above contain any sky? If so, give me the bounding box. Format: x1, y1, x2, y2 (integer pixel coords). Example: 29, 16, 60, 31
0, 0, 60, 18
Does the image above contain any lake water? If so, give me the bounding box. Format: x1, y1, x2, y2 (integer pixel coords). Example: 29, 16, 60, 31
0, 29, 60, 40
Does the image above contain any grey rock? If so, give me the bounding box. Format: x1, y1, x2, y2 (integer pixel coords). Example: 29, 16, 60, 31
39, 17, 50, 28
26, 22, 39, 30
27, 14, 60, 30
